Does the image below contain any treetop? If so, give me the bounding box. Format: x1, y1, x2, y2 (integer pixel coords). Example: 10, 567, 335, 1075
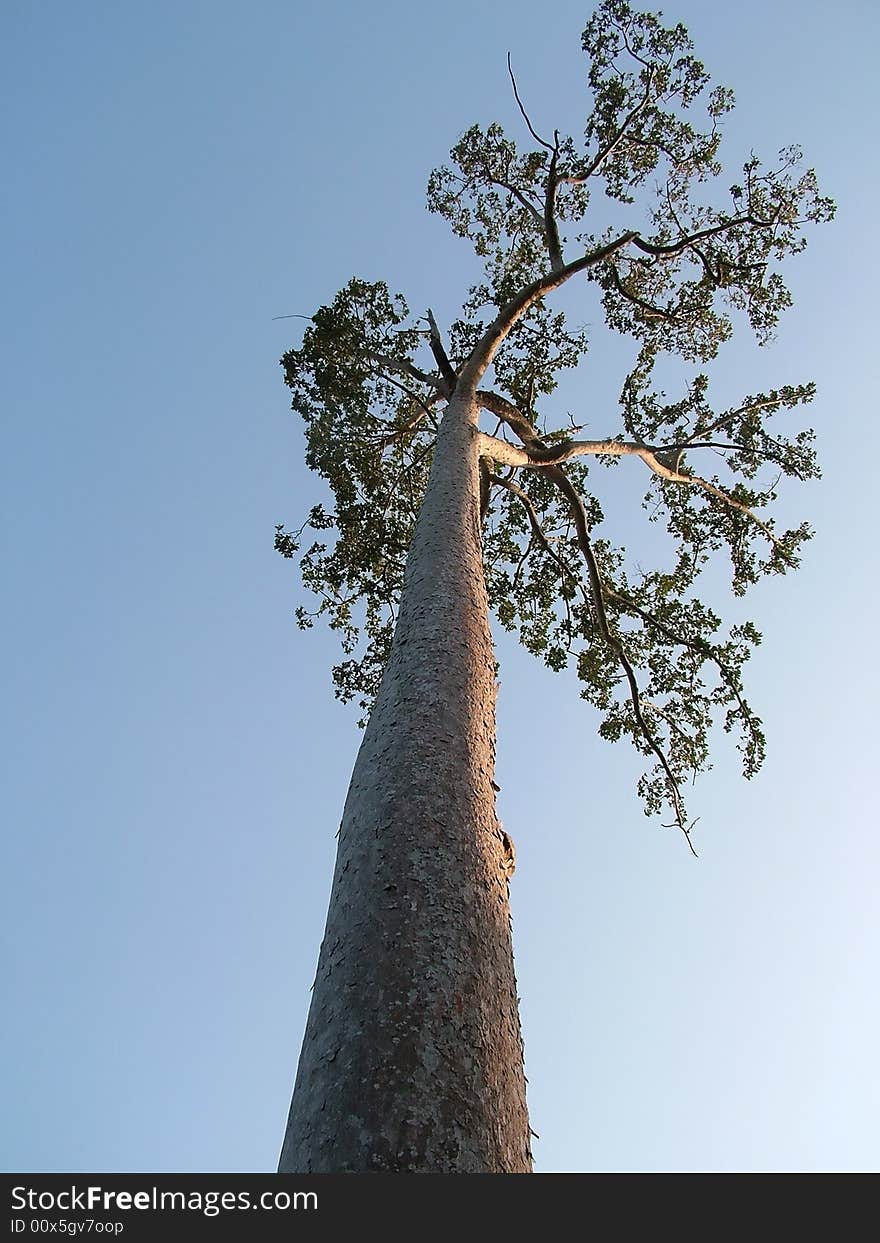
276, 0, 833, 850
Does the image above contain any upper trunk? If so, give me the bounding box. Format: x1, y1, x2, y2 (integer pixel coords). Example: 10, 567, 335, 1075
278, 392, 532, 1173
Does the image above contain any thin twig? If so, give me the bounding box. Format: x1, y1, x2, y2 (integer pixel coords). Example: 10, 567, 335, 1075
506, 54, 555, 152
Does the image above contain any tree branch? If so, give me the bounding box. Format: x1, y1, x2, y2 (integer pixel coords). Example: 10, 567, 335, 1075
488, 472, 579, 587
606, 262, 673, 320
368, 353, 449, 394
476, 390, 696, 852
492, 176, 547, 231
426, 309, 459, 393
636, 450, 793, 563
506, 54, 555, 152
476, 429, 632, 465
457, 206, 777, 393
488, 471, 579, 650
459, 231, 638, 390
698, 393, 793, 439
603, 583, 754, 733
630, 211, 774, 259
544, 141, 565, 274
375, 375, 443, 447
475, 402, 792, 563
552, 474, 696, 854
580, 65, 655, 181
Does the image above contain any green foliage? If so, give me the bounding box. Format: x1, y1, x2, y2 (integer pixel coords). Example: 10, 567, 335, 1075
278, 279, 433, 719
276, 1, 832, 835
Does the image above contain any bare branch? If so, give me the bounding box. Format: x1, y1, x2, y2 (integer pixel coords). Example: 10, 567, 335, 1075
426, 309, 459, 393
476, 429, 629, 465
507, 54, 555, 152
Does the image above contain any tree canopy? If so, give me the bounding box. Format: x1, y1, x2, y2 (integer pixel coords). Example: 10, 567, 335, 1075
276, 0, 833, 851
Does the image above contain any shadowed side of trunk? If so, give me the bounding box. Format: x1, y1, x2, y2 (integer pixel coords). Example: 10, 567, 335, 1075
278, 393, 531, 1173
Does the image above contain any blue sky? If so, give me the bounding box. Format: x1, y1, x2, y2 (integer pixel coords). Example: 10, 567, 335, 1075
2, 0, 878, 1173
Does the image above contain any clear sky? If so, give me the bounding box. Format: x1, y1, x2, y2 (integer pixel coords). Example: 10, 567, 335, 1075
2, 0, 878, 1173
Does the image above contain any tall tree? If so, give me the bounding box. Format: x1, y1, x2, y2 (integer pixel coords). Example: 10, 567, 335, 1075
275, 1, 832, 1173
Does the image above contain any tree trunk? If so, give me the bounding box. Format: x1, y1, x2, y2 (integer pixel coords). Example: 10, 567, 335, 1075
278, 392, 532, 1173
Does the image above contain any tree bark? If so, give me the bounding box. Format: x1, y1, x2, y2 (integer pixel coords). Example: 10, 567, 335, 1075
278, 392, 532, 1173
